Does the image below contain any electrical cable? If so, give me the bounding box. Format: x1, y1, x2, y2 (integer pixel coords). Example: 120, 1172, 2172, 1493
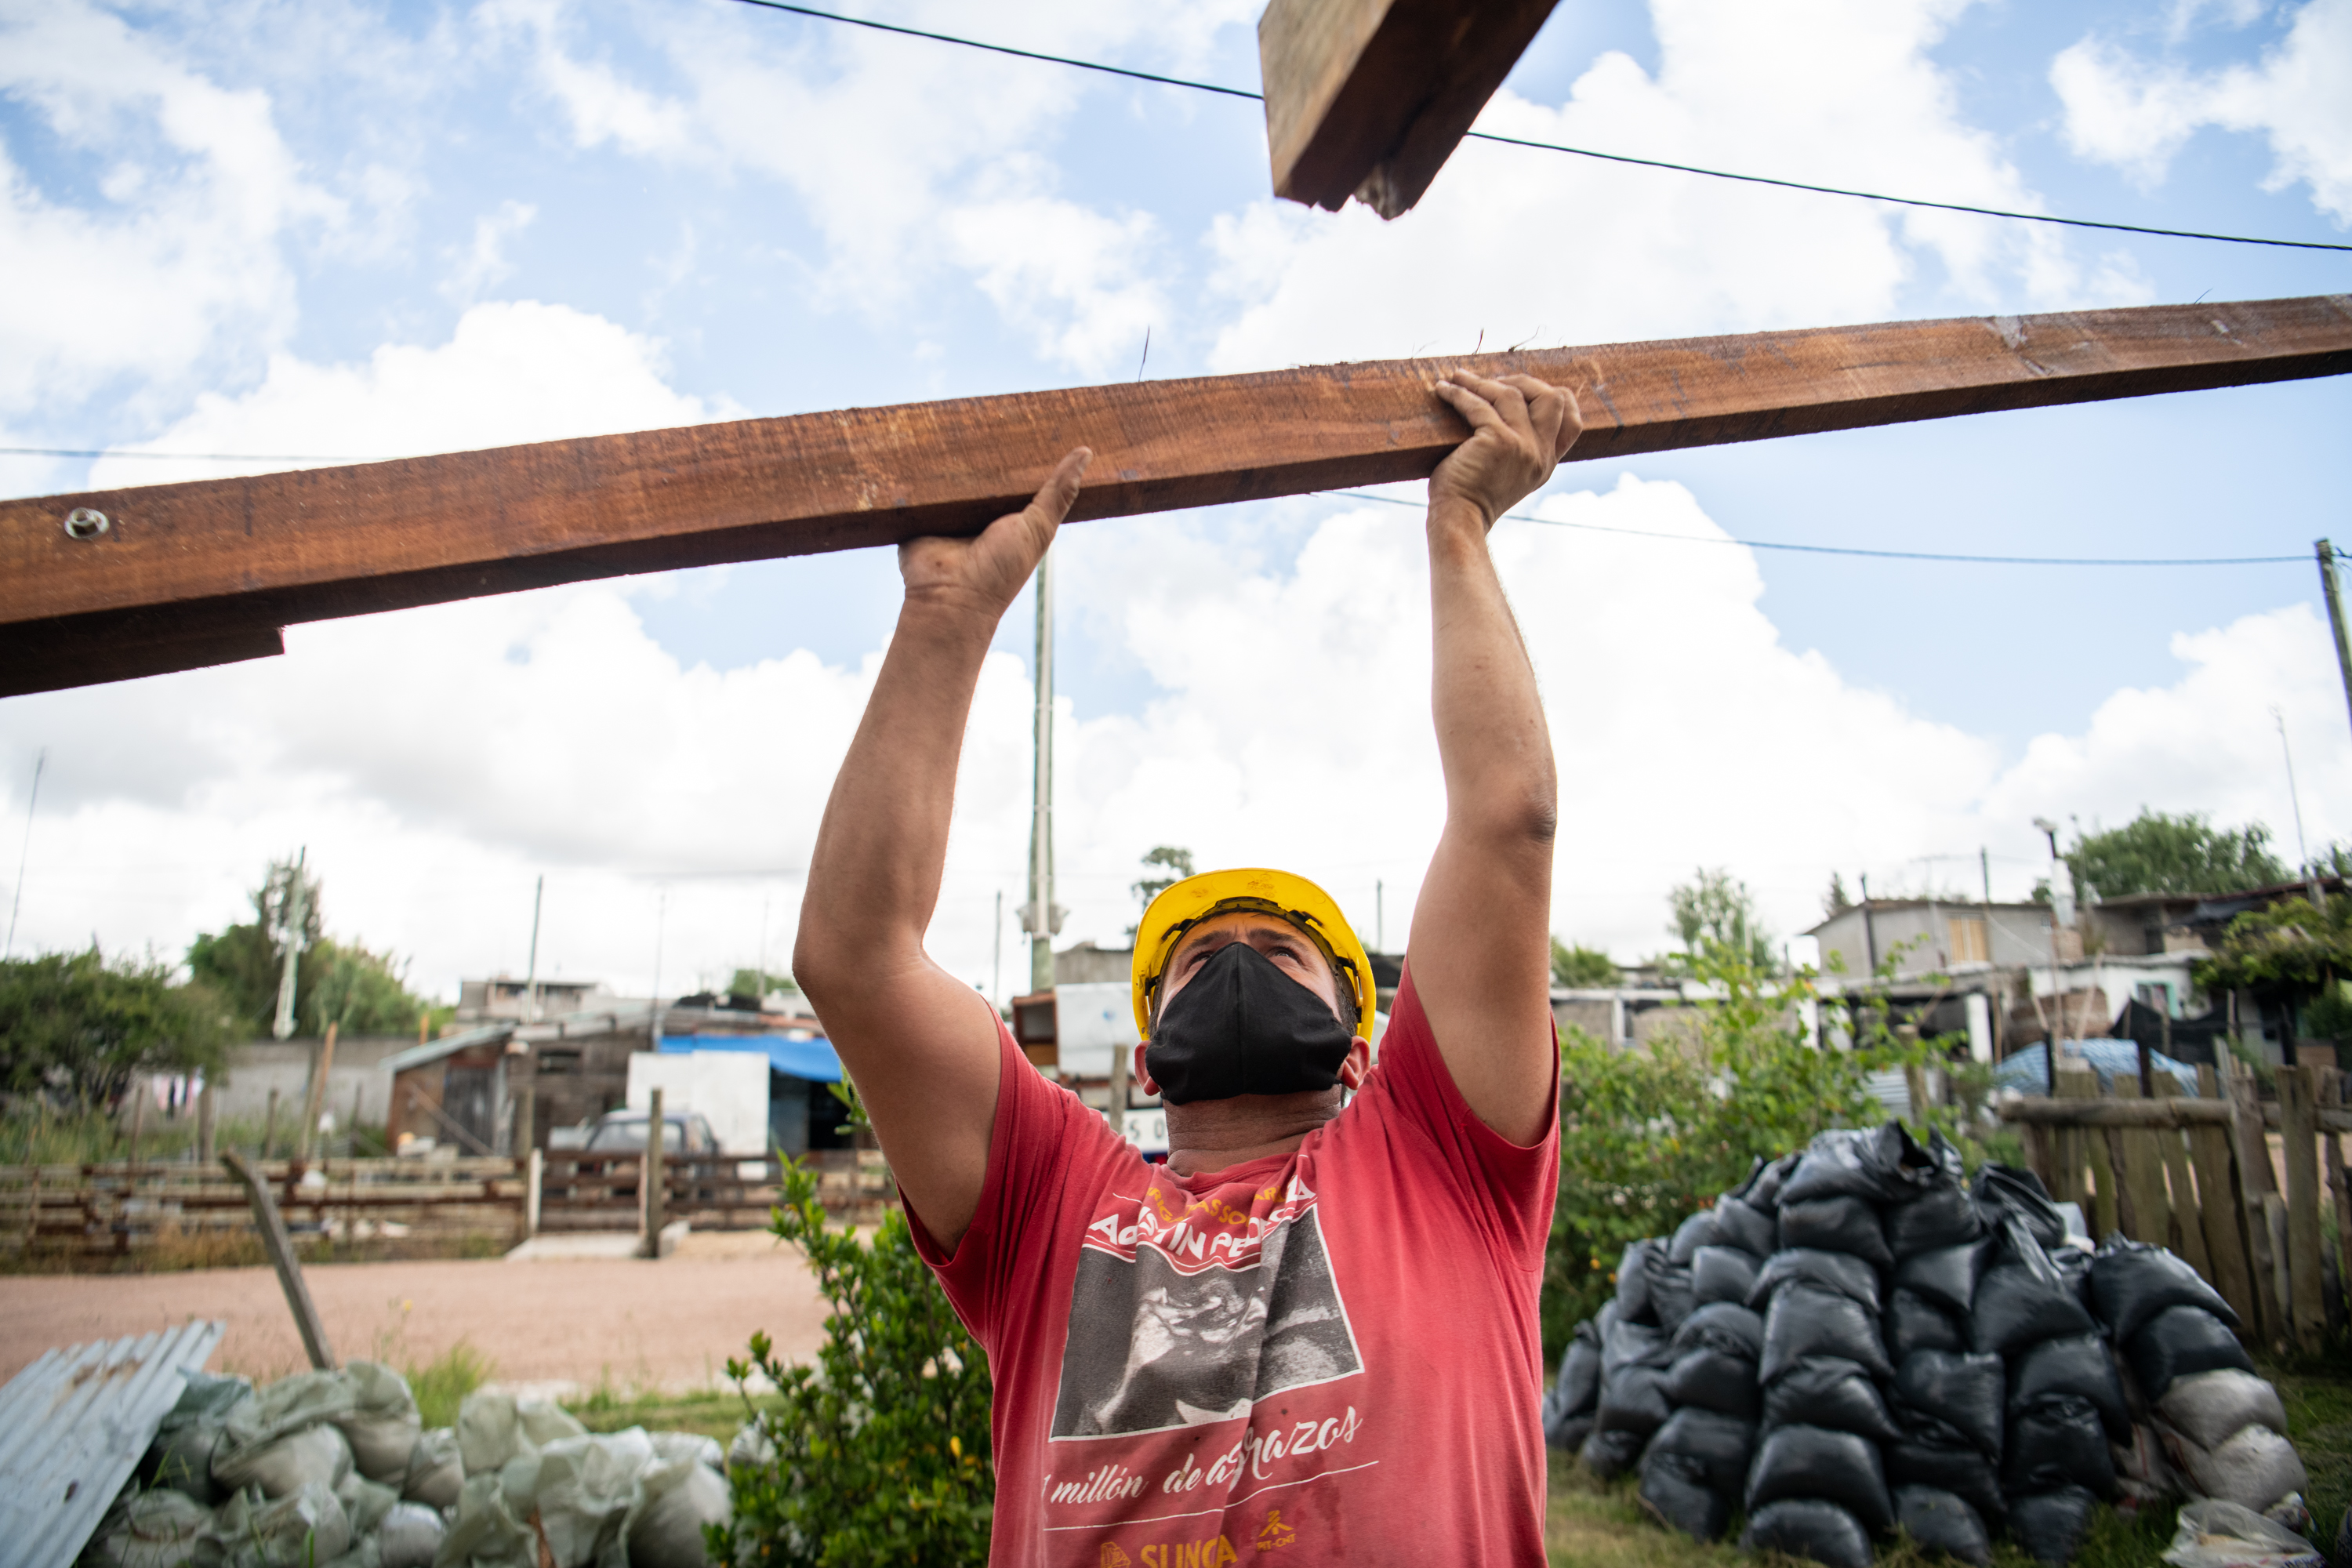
1323, 488, 2304, 567
724, 0, 2352, 255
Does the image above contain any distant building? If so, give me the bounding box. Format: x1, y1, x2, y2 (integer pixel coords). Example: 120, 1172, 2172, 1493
456, 975, 612, 1022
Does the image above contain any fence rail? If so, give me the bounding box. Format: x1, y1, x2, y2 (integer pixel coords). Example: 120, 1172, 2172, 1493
1996, 1058, 2348, 1354
532, 1149, 893, 1232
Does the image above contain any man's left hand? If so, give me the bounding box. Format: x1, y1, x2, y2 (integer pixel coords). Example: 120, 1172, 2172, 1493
1428, 371, 1582, 531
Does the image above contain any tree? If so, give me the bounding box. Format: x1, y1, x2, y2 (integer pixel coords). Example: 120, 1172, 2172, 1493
730, 968, 799, 1003
1125, 845, 1196, 935
1822, 872, 1853, 919
2066, 809, 2287, 902
0, 949, 234, 1110
1667, 868, 1774, 973
187, 862, 430, 1036
1550, 938, 1617, 989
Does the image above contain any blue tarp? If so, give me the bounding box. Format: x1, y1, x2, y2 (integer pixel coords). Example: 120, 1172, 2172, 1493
1994, 1039, 2209, 1098
659, 1032, 843, 1083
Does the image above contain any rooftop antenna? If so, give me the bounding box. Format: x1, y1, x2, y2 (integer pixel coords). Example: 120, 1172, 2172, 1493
4, 746, 43, 959
2273, 707, 2324, 905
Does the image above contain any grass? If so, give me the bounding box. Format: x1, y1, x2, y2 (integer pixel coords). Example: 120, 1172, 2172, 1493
1544, 1345, 2352, 1567
0, 1228, 508, 1276
564, 1384, 762, 1443
0, 1105, 394, 1167
405, 1340, 494, 1430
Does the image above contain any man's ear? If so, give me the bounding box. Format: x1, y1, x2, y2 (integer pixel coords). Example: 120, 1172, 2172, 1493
1132, 1041, 1160, 1098
1338, 1036, 1372, 1091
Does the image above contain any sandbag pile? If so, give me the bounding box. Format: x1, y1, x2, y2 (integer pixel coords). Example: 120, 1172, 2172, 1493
2094, 1237, 2310, 1530
88, 1366, 732, 1568
1550, 1122, 2321, 1568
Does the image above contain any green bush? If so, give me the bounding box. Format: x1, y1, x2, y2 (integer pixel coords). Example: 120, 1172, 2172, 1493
716, 1120, 993, 1567
1543, 944, 1984, 1363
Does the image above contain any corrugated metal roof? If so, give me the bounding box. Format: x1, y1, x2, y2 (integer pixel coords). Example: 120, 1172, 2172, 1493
0, 1318, 225, 1568
381, 1018, 516, 1076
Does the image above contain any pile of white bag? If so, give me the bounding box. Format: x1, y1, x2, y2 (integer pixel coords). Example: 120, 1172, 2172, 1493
86, 1363, 731, 1568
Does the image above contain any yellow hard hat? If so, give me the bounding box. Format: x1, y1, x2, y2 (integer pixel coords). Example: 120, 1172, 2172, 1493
1131, 868, 1376, 1040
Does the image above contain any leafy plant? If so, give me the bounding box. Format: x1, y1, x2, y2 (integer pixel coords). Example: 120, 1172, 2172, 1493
1551, 938, 1618, 989
0, 948, 233, 1111
2195, 893, 2352, 996
1663, 867, 1775, 975
2065, 808, 2287, 902
186, 861, 434, 1036
716, 1086, 992, 1567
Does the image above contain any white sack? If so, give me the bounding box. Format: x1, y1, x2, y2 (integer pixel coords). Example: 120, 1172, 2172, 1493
211, 1479, 353, 1568
2160, 1370, 2292, 1453
376, 1501, 448, 1568
2161, 1497, 2325, 1568
2165, 1423, 2311, 1514
90, 1489, 211, 1568
402, 1426, 463, 1508
332, 1361, 423, 1481
212, 1420, 351, 1498
624, 1457, 731, 1568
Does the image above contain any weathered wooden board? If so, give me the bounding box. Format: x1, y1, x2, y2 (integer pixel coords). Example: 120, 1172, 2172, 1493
2153, 1072, 2211, 1278
1259, 0, 1559, 216
5, 294, 2350, 699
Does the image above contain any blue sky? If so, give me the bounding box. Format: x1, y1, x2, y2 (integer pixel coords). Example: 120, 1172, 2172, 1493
2, 0, 2348, 999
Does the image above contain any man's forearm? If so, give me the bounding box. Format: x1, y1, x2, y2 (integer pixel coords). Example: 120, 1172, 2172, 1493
1426, 501, 1557, 848
797, 597, 1000, 984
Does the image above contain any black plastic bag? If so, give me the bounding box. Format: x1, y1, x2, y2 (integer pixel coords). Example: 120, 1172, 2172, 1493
1893, 1485, 1992, 1568
1885, 1420, 2006, 1533
1893, 1348, 2004, 1460
1712, 1195, 1778, 1257
1886, 1287, 1969, 1359
2053, 1242, 2096, 1312
1763, 1356, 1903, 1443
1780, 1122, 1940, 1207
1651, 1261, 1697, 1334
2006, 1486, 2098, 1565
2009, 1334, 2129, 1443
1638, 1450, 1732, 1541
1778, 1196, 1895, 1271
1749, 1247, 1884, 1314
1748, 1152, 1803, 1214
1616, 1238, 1659, 1324
1669, 1208, 1722, 1265
1648, 1406, 1758, 1495
1745, 1423, 1896, 1535
1886, 1182, 1985, 1261
2090, 1235, 2241, 1342
1763, 1284, 1893, 1385
1692, 1244, 1762, 1306
2124, 1305, 2256, 1396
1741, 1499, 1875, 1568
1596, 1363, 1675, 1438
1972, 1221, 2096, 1356
1542, 1323, 1602, 1448
1895, 1240, 1987, 1318
1545, 1413, 1594, 1453
1670, 1300, 1765, 1362
2003, 1394, 2116, 1497
1973, 1164, 2067, 1250
1578, 1424, 1645, 1479
1664, 1348, 1762, 1421
1602, 1316, 1668, 1379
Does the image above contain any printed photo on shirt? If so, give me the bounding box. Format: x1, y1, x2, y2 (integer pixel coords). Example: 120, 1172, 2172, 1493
1049, 1208, 1361, 1439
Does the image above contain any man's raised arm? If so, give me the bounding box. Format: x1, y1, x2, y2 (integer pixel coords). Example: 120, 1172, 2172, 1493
793, 448, 1091, 1255
1406, 372, 1580, 1145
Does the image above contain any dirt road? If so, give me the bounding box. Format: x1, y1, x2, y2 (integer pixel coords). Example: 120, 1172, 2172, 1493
0, 1232, 828, 1393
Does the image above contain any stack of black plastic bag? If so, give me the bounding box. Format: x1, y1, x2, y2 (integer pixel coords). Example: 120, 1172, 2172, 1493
2094, 1238, 2310, 1526
1541, 1317, 1602, 1455
1577, 1241, 1679, 1480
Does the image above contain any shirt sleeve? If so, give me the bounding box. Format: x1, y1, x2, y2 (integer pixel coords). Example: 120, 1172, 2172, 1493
1349, 963, 1559, 1272
903, 1021, 1131, 1348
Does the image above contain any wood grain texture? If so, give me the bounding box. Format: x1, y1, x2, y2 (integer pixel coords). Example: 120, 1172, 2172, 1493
2280, 1063, 2327, 1351
2190, 1065, 2258, 1334
2152, 1073, 2210, 1279
1258, 0, 1560, 216
5, 293, 2350, 699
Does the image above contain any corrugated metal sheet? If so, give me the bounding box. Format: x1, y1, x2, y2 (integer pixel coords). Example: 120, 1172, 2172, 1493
0, 1318, 225, 1568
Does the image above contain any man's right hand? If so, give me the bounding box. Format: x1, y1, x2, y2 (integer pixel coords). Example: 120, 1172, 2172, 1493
901, 447, 1092, 618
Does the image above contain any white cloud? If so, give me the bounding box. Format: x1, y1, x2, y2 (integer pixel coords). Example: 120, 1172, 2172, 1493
441, 198, 538, 304
1206, 0, 2135, 377
944, 192, 1167, 376
0, 0, 343, 415
2053, 0, 2352, 223
90, 299, 735, 487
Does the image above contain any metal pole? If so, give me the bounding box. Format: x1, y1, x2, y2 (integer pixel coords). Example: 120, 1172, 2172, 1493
2274, 708, 2323, 906
271, 849, 307, 1042
2318, 541, 2352, 745
993, 890, 1003, 1008
524, 873, 543, 1022
1026, 552, 1058, 994
641, 1087, 666, 1258
4, 746, 43, 959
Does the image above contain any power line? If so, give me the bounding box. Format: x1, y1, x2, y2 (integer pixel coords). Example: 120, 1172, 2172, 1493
1324, 488, 2304, 567
726, 0, 2352, 255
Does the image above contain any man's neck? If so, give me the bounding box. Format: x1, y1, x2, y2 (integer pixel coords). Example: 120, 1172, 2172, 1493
1160, 1090, 1341, 1178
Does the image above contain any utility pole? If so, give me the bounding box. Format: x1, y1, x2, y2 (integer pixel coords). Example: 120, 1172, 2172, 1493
2317, 541, 2352, 743
4, 746, 42, 959
1980, 847, 1991, 907
1376, 879, 1385, 953
523, 873, 544, 1022
270, 848, 309, 1042
1023, 554, 1063, 994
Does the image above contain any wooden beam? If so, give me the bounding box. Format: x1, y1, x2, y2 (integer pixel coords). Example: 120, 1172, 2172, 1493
1259, 0, 1559, 217
4, 293, 2349, 699
221, 1149, 336, 1370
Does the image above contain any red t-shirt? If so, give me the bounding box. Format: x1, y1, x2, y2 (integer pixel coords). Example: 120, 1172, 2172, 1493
909, 967, 1559, 1566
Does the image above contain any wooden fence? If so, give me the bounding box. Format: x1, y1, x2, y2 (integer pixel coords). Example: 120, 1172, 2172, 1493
0, 1156, 523, 1259
0, 1149, 895, 1260
1997, 1058, 2349, 1353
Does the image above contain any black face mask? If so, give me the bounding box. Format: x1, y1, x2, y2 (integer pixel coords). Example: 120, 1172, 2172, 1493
1145, 940, 1354, 1105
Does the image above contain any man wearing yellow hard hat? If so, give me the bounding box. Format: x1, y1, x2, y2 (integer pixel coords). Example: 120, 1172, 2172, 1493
797, 368, 1575, 1565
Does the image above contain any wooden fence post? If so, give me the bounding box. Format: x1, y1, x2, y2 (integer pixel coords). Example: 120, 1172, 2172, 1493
2324, 1069, 2351, 1327
2152, 1072, 2210, 1279
641, 1087, 666, 1260
2227, 1067, 2285, 1344
221, 1149, 336, 1370
2190, 1065, 2259, 1332
2111, 1076, 2169, 1246
2279, 1063, 2327, 1352
526, 1148, 543, 1240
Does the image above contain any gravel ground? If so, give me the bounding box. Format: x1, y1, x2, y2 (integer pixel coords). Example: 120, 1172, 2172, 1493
0, 1229, 828, 1395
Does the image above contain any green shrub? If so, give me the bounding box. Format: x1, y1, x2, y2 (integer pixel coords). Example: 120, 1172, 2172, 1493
715, 1116, 992, 1567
